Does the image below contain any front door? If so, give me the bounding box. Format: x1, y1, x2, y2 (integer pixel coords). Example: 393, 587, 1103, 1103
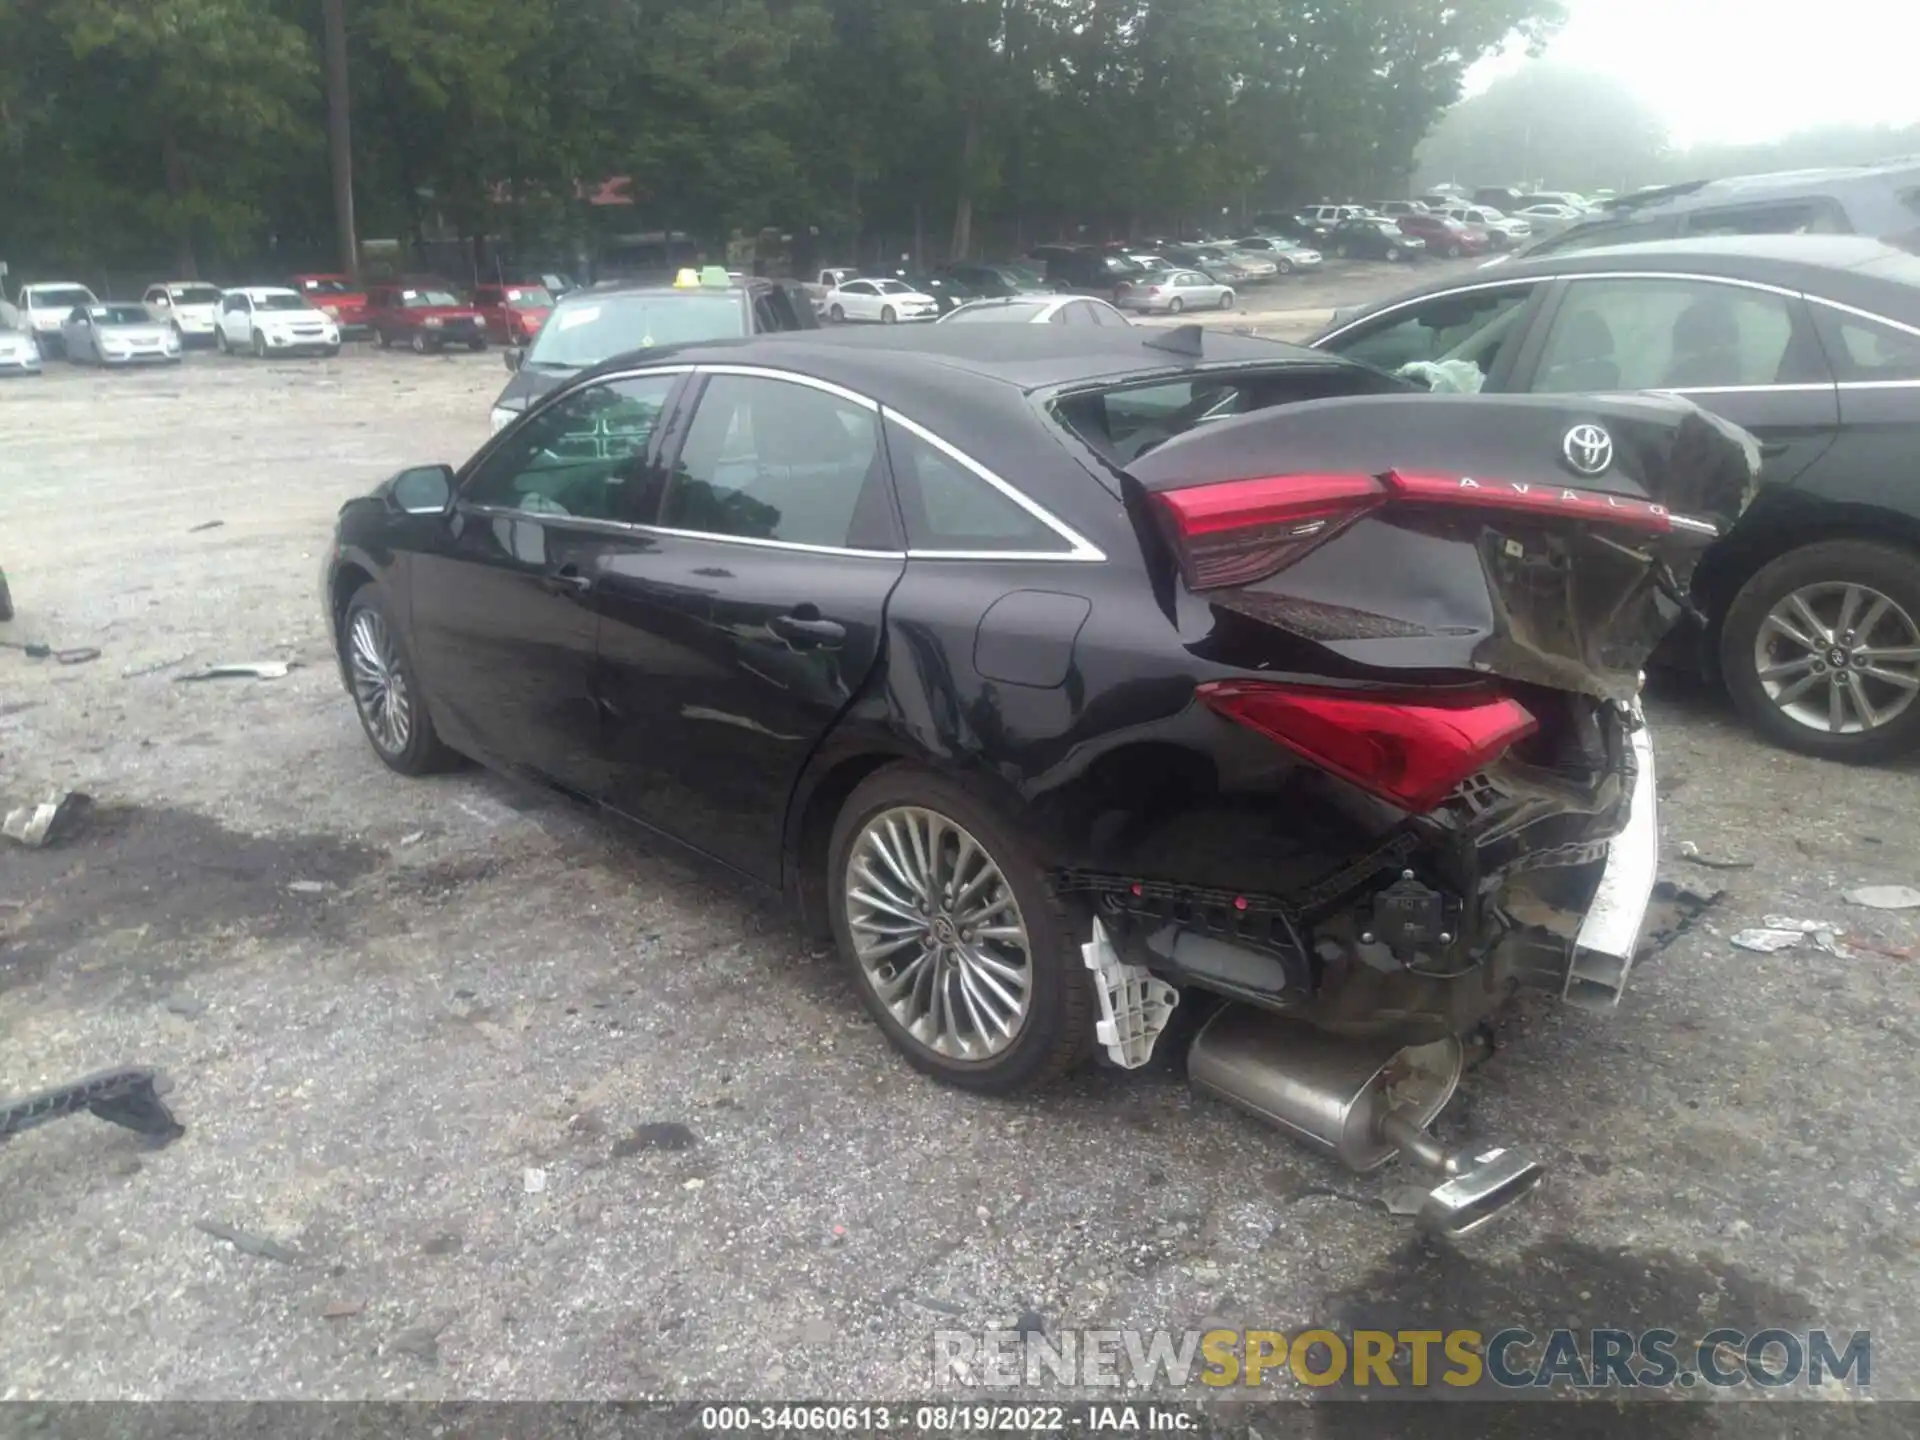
1518, 274, 1841, 485
594, 368, 906, 882
406, 372, 686, 795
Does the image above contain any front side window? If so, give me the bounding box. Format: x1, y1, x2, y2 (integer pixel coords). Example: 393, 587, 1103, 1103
885, 418, 1068, 553
463, 374, 679, 523
1324, 285, 1536, 385
1532, 278, 1799, 393
662, 374, 886, 549
1811, 307, 1920, 381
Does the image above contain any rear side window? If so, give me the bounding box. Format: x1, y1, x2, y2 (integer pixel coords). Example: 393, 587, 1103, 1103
1533, 277, 1801, 392
1811, 307, 1920, 381
883, 418, 1066, 553
1682, 200, 1847, 237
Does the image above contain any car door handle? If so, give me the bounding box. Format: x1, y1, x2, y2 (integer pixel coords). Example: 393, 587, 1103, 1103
540, 564, 593, 596
769, 612, 846, 647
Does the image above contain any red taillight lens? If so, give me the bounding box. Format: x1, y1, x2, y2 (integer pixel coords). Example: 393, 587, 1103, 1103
1196, 681, 1538, 813
1152, 473, 1386, 589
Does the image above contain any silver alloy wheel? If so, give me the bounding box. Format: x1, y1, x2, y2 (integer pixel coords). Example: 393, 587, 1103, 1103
844, 805, 1033, 1061
348, 608, 413, 755
1755, 580, 1920, 735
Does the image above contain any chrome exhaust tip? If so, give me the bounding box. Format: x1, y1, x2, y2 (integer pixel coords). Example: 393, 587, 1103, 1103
1188, 1005, 1544, 1236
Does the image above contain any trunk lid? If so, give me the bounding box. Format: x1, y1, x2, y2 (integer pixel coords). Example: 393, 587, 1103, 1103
1126, 391, 1761, 706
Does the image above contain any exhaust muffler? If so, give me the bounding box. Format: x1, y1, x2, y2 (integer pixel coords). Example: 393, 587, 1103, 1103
1188, 1005, 1544, 1237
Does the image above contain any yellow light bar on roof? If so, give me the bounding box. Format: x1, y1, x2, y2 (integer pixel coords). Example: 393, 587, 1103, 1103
673, 268, 701, 288
699, 265, 731, 288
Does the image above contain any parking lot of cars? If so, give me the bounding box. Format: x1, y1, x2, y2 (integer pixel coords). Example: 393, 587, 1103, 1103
4, 249, 1920, 1397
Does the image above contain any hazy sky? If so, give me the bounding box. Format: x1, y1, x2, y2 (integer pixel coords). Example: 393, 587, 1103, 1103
1466, 0, 1920, 148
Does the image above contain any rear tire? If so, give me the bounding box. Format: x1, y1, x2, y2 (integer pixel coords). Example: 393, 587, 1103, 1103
1720, 540, 1920, 763
467, 338, 486, 352
827, 765, 1094, 1095
1275, 258, 1293, 275
340, 585, 459, 776
1386, 245, 1403, 262
410, 332, 429, 354
1444, 243, 1462, 259
377, 328, 392, 349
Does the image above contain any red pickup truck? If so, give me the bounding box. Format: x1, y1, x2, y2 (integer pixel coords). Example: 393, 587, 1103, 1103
288, 274, 371, 336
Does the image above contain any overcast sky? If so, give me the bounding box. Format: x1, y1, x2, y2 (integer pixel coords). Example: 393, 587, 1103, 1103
1466, 0, 1920, 148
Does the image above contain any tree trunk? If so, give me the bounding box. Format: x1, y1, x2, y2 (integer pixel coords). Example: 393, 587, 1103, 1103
321, 0, 358, 280
160, 125, 196, 278
949, 104, 980, 261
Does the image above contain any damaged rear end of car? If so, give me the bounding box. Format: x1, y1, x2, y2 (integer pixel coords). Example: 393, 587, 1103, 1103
1053, 384, 1758, 1233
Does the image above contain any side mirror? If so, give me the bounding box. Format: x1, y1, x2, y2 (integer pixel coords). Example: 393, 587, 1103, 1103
389, 464, 455, 516
504, 347, 523, 372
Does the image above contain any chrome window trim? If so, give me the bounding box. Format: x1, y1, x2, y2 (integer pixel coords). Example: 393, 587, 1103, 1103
1315, 268, 1806, 348
1656, 383, 1835, 396
461, 506, 906, 560
1837, 378, 1920, 391
883, 408, 1107, 562
692, 363, 880, 411
1804, 294, 1920, 340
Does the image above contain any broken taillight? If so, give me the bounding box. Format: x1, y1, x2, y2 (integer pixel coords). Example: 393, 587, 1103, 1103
1152, 473, 1388, 589
1195, 681, 1538, 813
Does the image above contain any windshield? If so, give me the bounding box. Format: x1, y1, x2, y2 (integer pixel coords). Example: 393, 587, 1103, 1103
171, 286, 223, 306
299, 278, 351, 294
873, 279, 915, 295
96, 305, 152, 325
525, 292, 745, 368
402, 290, 461, 308
505, 287, 554, 309
29, 287, 94, 310
997, 264, 1045, 288
946, 301, 1049, 323
257, 294, 312, 312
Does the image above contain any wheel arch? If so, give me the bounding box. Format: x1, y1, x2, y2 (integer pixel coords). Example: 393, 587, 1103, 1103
1695, 503, 1920, 628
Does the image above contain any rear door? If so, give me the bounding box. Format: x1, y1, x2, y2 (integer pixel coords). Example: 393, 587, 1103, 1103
592, 366, 906, 881
1513, 273, 1840, 486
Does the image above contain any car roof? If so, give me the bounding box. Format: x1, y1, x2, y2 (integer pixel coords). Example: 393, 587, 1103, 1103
234, 286, 301, 299
1601, 158, 1920, 213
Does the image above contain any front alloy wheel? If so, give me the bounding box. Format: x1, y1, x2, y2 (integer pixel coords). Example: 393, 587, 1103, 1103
341, 586, 456, 775
1723, 540, 1920, 761
829, 767, 1092, 1093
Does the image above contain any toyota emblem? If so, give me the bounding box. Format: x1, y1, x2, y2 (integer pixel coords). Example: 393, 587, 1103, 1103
1563, 424, 1614, 477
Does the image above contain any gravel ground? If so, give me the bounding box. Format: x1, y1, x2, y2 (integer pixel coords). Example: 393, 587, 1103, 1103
2, 267, 1917, 1424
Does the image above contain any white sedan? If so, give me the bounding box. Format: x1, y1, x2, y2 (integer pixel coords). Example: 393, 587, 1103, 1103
823, 278, 939, 324
214, 287, 341, 357
940, 295, 1132, 326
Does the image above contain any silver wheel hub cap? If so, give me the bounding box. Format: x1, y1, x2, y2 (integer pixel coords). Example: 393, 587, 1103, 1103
348, 609, 413, 755
844, 805, 1033, 1061
1756, 581, 1920, 735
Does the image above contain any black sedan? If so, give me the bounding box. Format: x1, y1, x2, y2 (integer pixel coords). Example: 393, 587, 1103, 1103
323, 325, 1753, 1186
1327, 217, 1427, 263
1314, 234, 1920, 761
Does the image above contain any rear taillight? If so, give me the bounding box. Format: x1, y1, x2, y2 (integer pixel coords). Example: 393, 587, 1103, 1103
1152, 473, 1387, 589
1196, 681, 1538, 812
1152, 469, 1697, 590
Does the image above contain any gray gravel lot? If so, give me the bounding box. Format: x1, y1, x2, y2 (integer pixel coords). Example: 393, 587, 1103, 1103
2, 264, 1918, 1422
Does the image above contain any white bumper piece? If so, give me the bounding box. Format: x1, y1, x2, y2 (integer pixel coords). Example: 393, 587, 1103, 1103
1566, 714, 1658, 1011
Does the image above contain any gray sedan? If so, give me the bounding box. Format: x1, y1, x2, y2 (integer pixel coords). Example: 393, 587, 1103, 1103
1114, 268, 1236, 314
60, 304, 182, 366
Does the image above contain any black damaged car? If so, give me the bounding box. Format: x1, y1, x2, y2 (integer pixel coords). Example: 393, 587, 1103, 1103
324, 325, 1757, 1228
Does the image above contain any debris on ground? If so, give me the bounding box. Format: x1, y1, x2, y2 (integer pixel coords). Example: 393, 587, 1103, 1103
386, 1325, 443, 1365
1678, 840, 1755, 871
1843, 885, 1920, 911
164, 994, 207, 1019
188, 520, 225, 533
53, 646, 101, 666
1764, 914, 1841, 933
121, 654, 190, 678
286, 880, 330, 895
322, 1299, 365, 1320
0, 639, 52, 659
2, 639, 98, 663
3, 790, 91, 849
399, 830, 426, 846
522, 1167, 548, 1194
195, 1220, 302, 1264
1731, 928, 1804, 954
611, 1121, 697, 1157
174, 661, 298, 682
